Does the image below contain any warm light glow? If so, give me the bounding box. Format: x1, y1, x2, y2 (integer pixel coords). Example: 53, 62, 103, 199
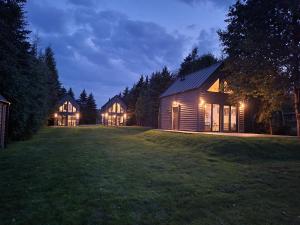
200, 98, 205, 106
105, 113, 108, 117
113, 115, 116, 118
54, 113, 58, 118
101, 114, 104, 117
239, 101, 245, 109
76, 113, 80, 119
173, 101, 179, 106
124, 113, 127, 118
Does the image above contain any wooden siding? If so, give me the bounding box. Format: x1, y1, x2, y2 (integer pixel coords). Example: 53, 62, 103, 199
160, 89, 199, 131
160, 90, 245, 133
238, 107, 245, 132
0, 103, 8, 148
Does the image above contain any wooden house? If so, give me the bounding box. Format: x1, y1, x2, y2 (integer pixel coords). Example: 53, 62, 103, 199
0, 95, 10, 148
100, 95, 127, 126
159, 63, 245, 132
54, 95, 80, 126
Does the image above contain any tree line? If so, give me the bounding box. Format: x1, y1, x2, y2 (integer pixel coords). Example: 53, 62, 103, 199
0, 0, 98, 140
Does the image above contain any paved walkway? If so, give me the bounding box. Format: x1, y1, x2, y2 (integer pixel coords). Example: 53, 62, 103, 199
159, 129, 298, 138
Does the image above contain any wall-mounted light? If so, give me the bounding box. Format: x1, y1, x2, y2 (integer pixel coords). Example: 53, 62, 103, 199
199, 98, 205, 106
239, 101, 245, 109
173, 101, 179, 107
124, 113, 127, 118
105, 113, 108, 117
76, 113, 80, 119
54, 113, 58, 118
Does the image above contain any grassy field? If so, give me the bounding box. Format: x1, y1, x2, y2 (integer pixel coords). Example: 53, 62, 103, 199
0, 126, 300, 225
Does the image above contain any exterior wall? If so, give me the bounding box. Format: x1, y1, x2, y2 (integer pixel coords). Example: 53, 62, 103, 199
0, 102, 9, 148
160, 89, 245, 132
160, 89, 199, 131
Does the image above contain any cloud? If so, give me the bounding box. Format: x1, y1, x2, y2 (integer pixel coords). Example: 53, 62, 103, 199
26, 2, 186, 106
197, 28, 220, 56
179, 0, 234, 8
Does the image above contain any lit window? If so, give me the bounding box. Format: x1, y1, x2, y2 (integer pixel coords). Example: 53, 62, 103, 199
207, 79, 220, 92
223, 105, 230, 131
231, 106, 237, 131
204, 103, 212, 131
212, 104, 220, 131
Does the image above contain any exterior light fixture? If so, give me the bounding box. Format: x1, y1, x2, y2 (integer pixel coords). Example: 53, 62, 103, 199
105, 113, 108, 117
124, 113, 127, 118
54, 113, 58, 118
101, 114, 104, 117
113, 115, 116, 118
239, 101, 245, 109
173, 101, 179, 106
200, 98, 205, 106
76, 113, 80, 119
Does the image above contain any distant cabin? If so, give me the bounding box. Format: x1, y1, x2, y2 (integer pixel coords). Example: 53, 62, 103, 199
54, 95, 80, 126
0, 95, 10, 148
159, 63, 245, 132
100, 95, 127, 126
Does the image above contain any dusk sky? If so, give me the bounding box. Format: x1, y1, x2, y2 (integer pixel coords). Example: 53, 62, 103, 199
25, 0, 234, 107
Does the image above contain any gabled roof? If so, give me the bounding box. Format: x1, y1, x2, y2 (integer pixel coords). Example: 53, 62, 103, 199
100, 95, 127, 112
160, 62, 222, 98
57, 94, 80, 109
0, 95, 10, 104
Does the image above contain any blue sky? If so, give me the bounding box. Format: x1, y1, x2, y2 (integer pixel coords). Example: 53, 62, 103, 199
25, 0, 234, 106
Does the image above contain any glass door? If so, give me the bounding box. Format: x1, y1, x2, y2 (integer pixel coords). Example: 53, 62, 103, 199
223, 105, 230, 131
212, 104, 220, 131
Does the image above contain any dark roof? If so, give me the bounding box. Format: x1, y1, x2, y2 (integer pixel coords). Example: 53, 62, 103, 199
160, 62, 222, 98
57, 94, 80, 109
101, 95, 127, 112
0, 95, 10, 104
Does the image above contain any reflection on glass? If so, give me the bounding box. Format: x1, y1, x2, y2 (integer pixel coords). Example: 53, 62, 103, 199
231, 106, 237, 131
223, 105, 230, 131
212, 104, 220, 131
204, 103, 212, 131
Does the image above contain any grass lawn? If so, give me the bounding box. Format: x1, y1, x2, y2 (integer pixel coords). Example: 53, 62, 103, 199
0, 126, 300, 225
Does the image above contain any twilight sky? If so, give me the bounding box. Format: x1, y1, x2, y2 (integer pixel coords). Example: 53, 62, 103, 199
25, 0, 234, 107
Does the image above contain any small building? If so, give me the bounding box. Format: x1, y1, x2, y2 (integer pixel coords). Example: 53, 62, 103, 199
159, 63, 245, 132
100, 95, 127, 126
54, 95, 80, 126
0, 95, 10, 148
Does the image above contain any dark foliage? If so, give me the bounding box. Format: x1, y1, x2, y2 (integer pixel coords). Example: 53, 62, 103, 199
178, 47, 218, 79
77, 89, 97, 124
0, 0, 62, 139
218, 0, 300, 135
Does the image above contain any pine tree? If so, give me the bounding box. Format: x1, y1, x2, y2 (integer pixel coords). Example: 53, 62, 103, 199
67, 88, 75, 99
44, 46, 61, 113
86, 93, 97, 124
77, 89, 87, 124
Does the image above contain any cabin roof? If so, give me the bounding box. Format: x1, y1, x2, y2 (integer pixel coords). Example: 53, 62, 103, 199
57, 95, 80, 109
0, 95, 10, 104
100, 95, 127, 112
160, 62, 222, 98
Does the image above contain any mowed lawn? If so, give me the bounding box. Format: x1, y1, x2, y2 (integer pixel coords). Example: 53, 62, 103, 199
1, 127, 300, 225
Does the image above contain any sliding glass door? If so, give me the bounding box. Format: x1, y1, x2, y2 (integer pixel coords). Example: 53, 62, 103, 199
212, 104, 220, 131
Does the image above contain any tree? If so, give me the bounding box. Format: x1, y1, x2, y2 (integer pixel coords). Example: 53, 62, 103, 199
0, 0, 50, 139
178, 47, 218, 78
67, 88, 75, 99
218, 0, 299, 135
86, 93, 98, 124
77, 89, 87, 124
44, 46, 61, 113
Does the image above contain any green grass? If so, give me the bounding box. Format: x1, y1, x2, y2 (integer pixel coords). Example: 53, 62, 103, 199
1, 126, 300, 225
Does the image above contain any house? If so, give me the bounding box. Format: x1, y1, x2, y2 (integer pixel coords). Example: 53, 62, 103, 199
100, 95, 127, 126
0, 95, 10, 148
54, 95, 80, 126
159, 62, 245, 132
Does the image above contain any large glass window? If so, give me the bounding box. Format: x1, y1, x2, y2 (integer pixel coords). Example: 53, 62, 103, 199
231, 106, 237, 131
204, 103, 212, 131
68, 102, 73, 112
212, 104, 220, 131
223, 105, 230, 131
